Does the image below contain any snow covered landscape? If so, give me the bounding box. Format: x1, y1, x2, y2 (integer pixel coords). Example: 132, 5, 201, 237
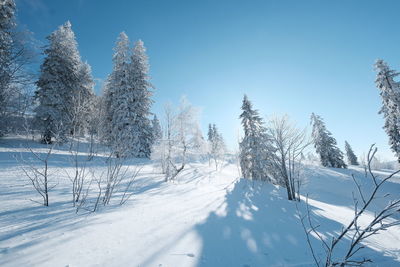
1, 0, 400, 266
1, 137, 400, 266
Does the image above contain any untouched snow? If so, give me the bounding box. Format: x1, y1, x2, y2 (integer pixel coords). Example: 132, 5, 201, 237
1, 138, 400, 266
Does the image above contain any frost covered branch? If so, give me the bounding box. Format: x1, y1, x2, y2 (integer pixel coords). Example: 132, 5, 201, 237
301, 144, 400, 266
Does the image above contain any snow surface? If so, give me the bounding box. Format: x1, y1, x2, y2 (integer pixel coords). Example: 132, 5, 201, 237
1, 137, 400, 266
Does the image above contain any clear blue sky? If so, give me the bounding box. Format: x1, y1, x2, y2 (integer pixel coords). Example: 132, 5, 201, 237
16, 0, 400, 160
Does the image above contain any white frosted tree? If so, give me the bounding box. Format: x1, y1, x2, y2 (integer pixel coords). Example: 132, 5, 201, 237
105, 32, 132, 156
152, 114, 162, 144
207, 123, 226, 170
239, 95, 275, 181
0, 0, 35, 136
344, 140, 359, 166
152, 97, 205, 181
268, 115, 309, 201
0, 0, 15, 135
190, 122, 208, 157
104, 35, 153, 158
70, 61, 95, 137
129, 39, 153, 158
375, 59, 400, 162
310, 113, 346, 168
35, 21, 91, 143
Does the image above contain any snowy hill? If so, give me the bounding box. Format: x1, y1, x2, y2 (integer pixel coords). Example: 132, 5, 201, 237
1, 138, 400, 266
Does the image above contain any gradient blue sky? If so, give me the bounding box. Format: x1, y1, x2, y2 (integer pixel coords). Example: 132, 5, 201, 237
15, 0, 400, 160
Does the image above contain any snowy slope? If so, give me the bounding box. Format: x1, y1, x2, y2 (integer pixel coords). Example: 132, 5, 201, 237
1, 138, 400, 266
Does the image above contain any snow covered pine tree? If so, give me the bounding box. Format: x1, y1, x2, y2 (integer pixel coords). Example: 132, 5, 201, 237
0, 0, 34, 136
310, 113, 346, 168
35, 21, 94, 143
129, 40, 153, 158
151, 114, 162, 144
0, 0, 15, 136
103, 34, 153, 158
375, 59, 400, 162
103, 32, 132, 156
239, 95, 275, 180
344, 140, 359, 166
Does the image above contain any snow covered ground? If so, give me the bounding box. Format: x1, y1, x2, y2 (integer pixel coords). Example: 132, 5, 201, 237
1, 137, 400, 266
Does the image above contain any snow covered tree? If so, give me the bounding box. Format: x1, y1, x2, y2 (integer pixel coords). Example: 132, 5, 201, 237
207, 123, 226, 170
129, 39, 153, 158
344, 140, 359, 166
239, 95, 275, 181
207, 124, 213, 142
104, 32, 132, 156
268, 115, 310, 201
104, 35, 153, 158
375, 59, 400, 162
310, 113, 347, 168
152, 114, 162, 144
69, 61, 95, 137
35, 21, 91, 143
0, 0, 16, 135
0, 0, 35, 136
152, 97, 205, 181
100, 79, 113, 145
190, 122, 208, 155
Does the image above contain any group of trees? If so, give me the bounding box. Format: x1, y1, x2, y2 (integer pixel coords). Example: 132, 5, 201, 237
239, 95, 360, 201
34, 23, 157, 158
238, 95, 309, 201
152, 97, 226, 181
2, 1, 399, 265
0, 0, 158, 159
102, 32, 154, 158
1, 0, 228, 185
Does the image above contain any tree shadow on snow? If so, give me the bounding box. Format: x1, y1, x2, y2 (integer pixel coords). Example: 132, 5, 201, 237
302, 164, 400, 214
194, 178, 399, 267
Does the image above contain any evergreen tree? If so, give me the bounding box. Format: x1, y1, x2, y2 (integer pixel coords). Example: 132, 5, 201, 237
207, 123, 226, 170
239, 95, 275, 180
152, 114, 162, 143
0, 0, 15, 135
374, 59, 400, 162
69, 61, 95, 137
104, 35, 153, 158
310, 113, 347, 168
129, 39, 153, 158
344, 141, 359, 166
207, 123, 213, 142
105, 32, 132, 156
35, 21, 90, 143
